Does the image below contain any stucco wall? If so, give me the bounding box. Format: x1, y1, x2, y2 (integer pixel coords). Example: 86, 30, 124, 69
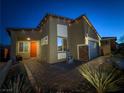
83, 17, 99, 40
10, 29, 42, 60
102, 44, 111, 55
10, 31, 17, 60
101, 40, 112, 55
68, 19, 86, 60
40, 20, 49, 63
49, 17, 68, 63
83, 17, 101, 56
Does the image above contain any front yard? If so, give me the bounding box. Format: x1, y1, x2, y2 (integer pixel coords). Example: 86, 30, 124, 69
0, 55, 124, 93
0, 63, 35, 93
23, 55, 124, 93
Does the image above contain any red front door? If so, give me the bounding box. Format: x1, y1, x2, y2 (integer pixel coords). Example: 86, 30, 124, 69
30, 41, 37, 57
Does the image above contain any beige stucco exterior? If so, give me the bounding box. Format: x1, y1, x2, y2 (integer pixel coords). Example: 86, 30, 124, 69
9, 29, 42, 60
101, 44, 111, 55
68, 19, 86, 60
8, 14, 101, 63
48, 17, 69, 63
101, 38, 116, 55
16, 41, 41, 59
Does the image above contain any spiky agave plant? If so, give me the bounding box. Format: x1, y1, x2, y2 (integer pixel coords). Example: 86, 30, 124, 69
2, 74, 33, 93
78, 64, 124, 93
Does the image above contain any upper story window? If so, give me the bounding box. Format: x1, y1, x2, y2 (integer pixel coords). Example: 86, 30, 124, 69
57, 24, 67, 37
18, 42, 29, 53
57, 24, 68, 52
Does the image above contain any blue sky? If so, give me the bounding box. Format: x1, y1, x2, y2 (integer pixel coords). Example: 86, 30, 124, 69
1, 0, 124, 45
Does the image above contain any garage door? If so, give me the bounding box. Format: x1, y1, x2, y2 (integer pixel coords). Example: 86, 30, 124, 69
88, 41, 99, 60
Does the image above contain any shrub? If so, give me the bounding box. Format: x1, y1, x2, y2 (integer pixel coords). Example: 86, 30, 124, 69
78, 64, 124, 93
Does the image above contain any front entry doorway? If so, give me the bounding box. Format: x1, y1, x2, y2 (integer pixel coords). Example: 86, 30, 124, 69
30, 41, 37, 57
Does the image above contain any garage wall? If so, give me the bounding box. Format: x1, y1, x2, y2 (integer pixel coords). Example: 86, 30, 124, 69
83, 16, 99, 40
83, 17, 100, 59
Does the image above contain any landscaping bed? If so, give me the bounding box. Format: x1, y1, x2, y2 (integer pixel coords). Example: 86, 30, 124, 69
0, 63, 35, 93
99, 56, 124, 93
1, 56, 123, 93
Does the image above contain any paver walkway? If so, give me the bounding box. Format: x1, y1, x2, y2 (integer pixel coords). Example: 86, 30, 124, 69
23, 58, 96, 92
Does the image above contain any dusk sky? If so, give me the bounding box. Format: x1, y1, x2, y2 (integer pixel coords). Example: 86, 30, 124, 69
1, 0, 124, 45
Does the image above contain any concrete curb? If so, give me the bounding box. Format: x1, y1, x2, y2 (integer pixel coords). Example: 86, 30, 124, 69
23, 63, 38, 92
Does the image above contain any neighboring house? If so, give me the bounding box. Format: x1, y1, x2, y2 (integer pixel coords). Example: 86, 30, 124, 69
101, 37, 117, 55
0, 44, 10, 62
116, 43, 124, 55
7, 14, 101, 63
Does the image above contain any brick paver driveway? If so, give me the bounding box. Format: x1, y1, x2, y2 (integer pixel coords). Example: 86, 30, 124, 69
23, 58, 96, 92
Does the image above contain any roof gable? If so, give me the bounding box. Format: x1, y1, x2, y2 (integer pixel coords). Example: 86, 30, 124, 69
7, 13, 101, 39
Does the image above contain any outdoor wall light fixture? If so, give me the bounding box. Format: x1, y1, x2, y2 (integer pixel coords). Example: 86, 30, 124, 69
27, 37, 31, 40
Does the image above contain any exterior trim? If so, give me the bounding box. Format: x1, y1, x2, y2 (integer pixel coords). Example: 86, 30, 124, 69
88, 37, 99, 42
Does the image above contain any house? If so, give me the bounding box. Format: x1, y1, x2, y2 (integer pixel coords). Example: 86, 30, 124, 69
0, 44, 10, 62
101, 37, 117, 55
7, 14, 101, 63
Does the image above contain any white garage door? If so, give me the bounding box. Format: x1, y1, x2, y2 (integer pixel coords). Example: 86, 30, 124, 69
88, 41, 99, 60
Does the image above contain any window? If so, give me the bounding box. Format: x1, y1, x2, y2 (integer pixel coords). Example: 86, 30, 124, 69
41, 36, 48, 45
57, 37, 67, 52
57, 24, 67, 37
18, 42, 29, 52
57, 24, 68, 59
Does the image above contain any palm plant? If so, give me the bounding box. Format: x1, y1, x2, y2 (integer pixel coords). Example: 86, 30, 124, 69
78, 64, 124, 93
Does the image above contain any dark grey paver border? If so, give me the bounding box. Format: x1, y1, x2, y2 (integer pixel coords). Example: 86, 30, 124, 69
23, 63, 38, 92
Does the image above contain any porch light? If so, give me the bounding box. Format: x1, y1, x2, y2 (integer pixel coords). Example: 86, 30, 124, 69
27, 37, 30, 40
